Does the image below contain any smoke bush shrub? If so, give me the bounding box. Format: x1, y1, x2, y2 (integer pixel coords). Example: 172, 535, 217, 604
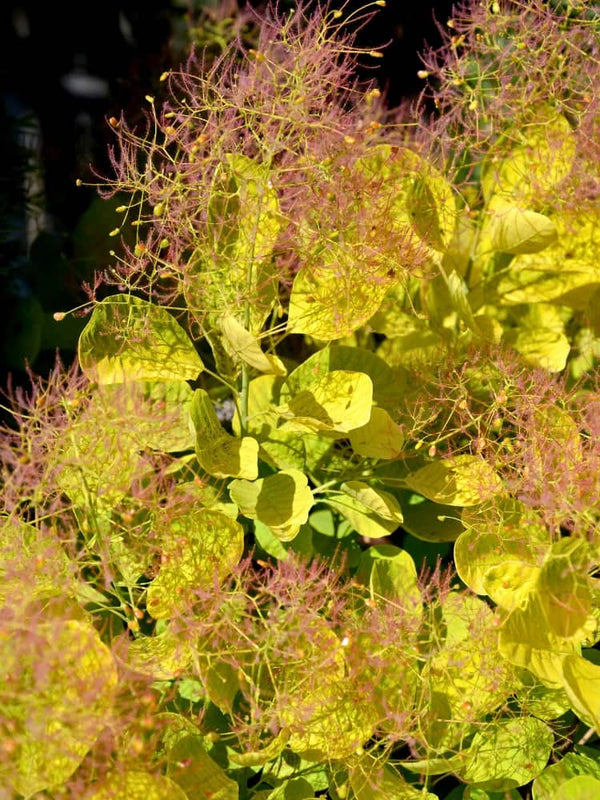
2, 1, 600, 798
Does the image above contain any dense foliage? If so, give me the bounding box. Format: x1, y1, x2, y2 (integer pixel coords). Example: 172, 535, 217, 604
2, 1, 600, 798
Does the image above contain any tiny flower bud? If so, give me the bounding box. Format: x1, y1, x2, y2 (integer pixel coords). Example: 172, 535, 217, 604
75, 178, 82, 186
332, 9, 342, 17
375, 0, 386, 5
134, 243, 147, 255
160, 71, 170, 81
159, 238, 170, 249
109, 228, 120, 237
153, 202, 165, 217
145, 95, 155, 104
417, 70, 430, 79
368, 50, 384, 58
53, 311, 66, 322
344, 135, 356, 144
447, 19, 455, 28
164, 126, 177, 136
115, 205, 127, 213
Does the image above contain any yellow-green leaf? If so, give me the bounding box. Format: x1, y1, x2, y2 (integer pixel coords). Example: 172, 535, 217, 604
87, 771, 189, 800
461, 717, 553, 789
229, 469, 314, 541
498, 592, 580, 688
146, 508, 244, 619
349, 406, 405, 459
127, 627, 193, 680
191, 389, 259, 479
488, 205, 557, 255
286, 260, 392, 340
350, 755, 439, 800
3, 619, 117, 798
405, 455, 502, 506
340, 481, 403, 523
79, 294, 203, 383
276, 370, 373, 435
219, 314, 286, 375
561, 654, 600, 733
167, 734, 239, 800
503, 326, 570, 372
482, 111, 575, 204
456, 500, 550, 596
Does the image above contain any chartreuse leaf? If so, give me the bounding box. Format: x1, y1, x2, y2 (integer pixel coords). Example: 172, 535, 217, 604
264, 776, 315, 800
404, 455, 502, 507
356, 545, 420, 609
349, 406, 405, 459
482, 111, 575, 205
229, 469, 314, 541
229, 729, 291, 768
188, 153, 281, 334
514, 669, 571, 721
503, 325, 570, 373
287, 257, 394, 340
488, 204, 557, 255
324, 483, 403, 540
498, 591, 581, 688
219, 314, 286, 375
87, 771, 189, 800
403, 718, 552, 791
354, 142, 456, 253
4, 619, 117, 798
532, 752, 600, 800
79, 294, 204, 383
280, 344, 404, 411
492, 211, 600, 308
350, 754, 438, 800
95, 379, 195, 453
166, 734, 239, 800
127, 626, 193, 680
456, 499, 550, 600
561, 654, 600, 733
191, 389, 259, 479
422, 592, 515, 726
146, 508, 244, 619
461, 717, 553, 790
276, 370, 373, 435
278, 627, 375, 761
539, 538, 593, 639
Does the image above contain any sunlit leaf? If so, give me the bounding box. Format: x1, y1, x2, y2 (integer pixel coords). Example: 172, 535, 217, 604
503, 325, 570, 372
281, 344, 405, 411
350, 754, 439, 800
146, 508, 244, 619
87, 770, 189, 800
3, 619, 117, 797
229, 469, 314, 541
356, 545, 420, 609
539, 538, 593, 639
561, 654, 600, 733
325, 489, 400, 540
191, 389, 259, 479
349, 406, 405, 459
498, 592, 581, 688
456, 497, 550, 596
404, 455, 502, 506
460, 717, 553, 790
276, 370, 373, 435
229, 729, 291, 767
219, 314, 286, 375
488, 205, 557, 255
167, 734, 239, 800
532, 752, 600, 800
127, 627, 193, 680
482, 111, 576, 205
95, 379, 195, 452
79, 294, 203, 383
287, 260, 393, 340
